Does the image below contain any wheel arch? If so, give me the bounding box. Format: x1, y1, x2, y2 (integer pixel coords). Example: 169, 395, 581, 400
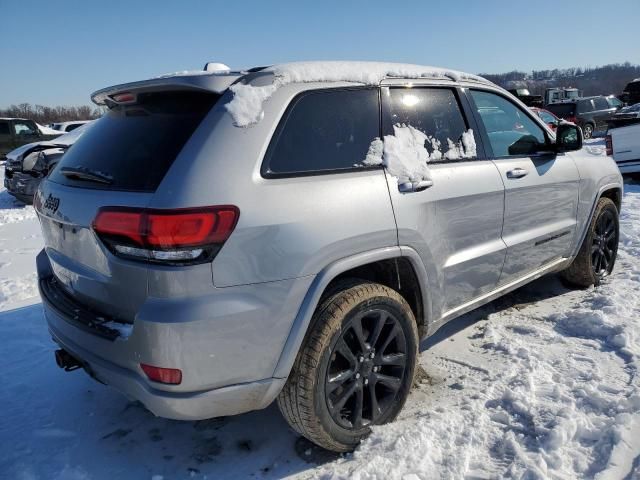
571, 183, 622, 258
271, 246, 431, 380
600, 186, 622, 213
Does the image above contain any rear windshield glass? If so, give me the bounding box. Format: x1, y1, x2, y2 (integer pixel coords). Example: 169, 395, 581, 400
49, 91, 218, 192
546, 103, 576, 117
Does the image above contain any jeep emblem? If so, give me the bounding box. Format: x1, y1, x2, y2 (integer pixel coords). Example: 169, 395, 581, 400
43, 193, 60, 214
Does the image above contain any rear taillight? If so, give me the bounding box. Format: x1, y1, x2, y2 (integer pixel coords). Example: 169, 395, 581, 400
567, 116, 578, 124
93, 206, 239, 264
140, 364, 182, 385
606, 134, 613, 156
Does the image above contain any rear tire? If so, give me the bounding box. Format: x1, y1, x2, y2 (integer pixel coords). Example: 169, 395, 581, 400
277, 280, 418, 452
561, 198, 619, 288
582, 123, 594, 139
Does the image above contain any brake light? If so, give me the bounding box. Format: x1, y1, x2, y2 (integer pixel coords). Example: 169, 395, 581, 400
140, 364, 182, 385
606, 134, 613, 156
111, 92, 136, 103
567, 116, 578, 124
93, 206, 239, 264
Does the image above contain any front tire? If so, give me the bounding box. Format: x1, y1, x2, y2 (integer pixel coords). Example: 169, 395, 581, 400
277, 280, 418, 452
561, 197, 619, 287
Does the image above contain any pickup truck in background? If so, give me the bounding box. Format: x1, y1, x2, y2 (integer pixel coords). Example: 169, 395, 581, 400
607, 121, 640, 174
507, 88, 543, 107
1, 118, 62, 159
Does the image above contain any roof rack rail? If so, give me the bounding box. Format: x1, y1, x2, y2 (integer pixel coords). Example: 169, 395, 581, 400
246, 65, 271, 73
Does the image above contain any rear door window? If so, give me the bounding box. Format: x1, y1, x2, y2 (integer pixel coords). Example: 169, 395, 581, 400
577, 100, 594, 113
262, 88, 380, 177
49, 91, 218, 191
547, 103, 576, 118
383, 87, 477, 161
0, 122, 10, 135
593, 97, 610, 110
469, 90, 547, 157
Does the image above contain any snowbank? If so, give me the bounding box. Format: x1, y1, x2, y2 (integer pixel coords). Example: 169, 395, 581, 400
226, 61, 489, 127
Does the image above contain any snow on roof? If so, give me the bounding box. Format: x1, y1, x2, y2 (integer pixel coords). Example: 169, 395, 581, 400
226, 61, 492, 127
156, 69, 240, 78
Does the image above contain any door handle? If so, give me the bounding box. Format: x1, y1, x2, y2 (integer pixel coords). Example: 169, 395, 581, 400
506, 168, 528, 179
398, 179, 434, 193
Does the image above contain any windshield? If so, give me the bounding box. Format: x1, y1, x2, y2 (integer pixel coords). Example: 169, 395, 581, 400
49, 91, 219, 192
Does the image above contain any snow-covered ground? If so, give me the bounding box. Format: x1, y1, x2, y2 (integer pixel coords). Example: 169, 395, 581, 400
1, 167, 640, 479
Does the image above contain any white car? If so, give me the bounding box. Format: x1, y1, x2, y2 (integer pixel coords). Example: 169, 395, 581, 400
607, 122, 640, 173
48, 120, 93, 133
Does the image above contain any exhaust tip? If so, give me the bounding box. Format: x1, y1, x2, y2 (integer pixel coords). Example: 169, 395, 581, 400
54, 349, 81, 371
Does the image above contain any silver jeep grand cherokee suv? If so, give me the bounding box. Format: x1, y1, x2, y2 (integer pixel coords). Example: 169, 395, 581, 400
35, 61, 622, 452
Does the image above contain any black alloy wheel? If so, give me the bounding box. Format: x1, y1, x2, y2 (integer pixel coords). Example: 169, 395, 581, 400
325, 308, 408, 429
591, 207, 617, 278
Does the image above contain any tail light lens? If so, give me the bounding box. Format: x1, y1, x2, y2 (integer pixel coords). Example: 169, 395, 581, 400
567, 116, 578, 124
606, 134, 613, 156
93, 206, 239, 264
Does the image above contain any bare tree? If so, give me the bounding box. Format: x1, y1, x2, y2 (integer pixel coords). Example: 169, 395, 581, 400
0, 103, 104, 125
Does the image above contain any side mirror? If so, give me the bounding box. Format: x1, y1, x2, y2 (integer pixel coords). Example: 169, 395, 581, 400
555, 122, 583, 152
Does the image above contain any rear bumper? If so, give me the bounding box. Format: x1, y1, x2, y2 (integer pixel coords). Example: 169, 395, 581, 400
47, 315, 286, 420
37, 249, 313, 420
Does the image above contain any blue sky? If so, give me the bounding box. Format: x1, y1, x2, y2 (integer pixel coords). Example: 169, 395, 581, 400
2, 0, 639, 107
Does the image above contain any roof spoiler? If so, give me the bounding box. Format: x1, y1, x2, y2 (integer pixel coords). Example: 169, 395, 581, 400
91, 72, 242, 106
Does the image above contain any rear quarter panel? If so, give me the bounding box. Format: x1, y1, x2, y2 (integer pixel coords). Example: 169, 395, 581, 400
151, 83, 399, 287
569, 147, 623, 255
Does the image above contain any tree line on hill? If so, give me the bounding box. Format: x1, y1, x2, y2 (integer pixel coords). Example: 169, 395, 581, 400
0, 103, 104, 125
480, 62, 640, 97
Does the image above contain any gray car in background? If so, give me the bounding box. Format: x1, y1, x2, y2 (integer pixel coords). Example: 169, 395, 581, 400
4, 122, 93, 203
35, 61, 622, 452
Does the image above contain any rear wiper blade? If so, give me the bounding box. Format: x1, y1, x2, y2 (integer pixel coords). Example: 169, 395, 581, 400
60, 166, 113, 185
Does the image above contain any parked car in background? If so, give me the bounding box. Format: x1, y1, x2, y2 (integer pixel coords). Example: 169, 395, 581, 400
607, 122, 640, 174
35, 61, 622, 453
607, 103, 640, 129
4, 123, 92, 203
530, 107, 561, 131
1, 117, 62, 159
49, 120, 93, 133
546, 96, 618, 139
